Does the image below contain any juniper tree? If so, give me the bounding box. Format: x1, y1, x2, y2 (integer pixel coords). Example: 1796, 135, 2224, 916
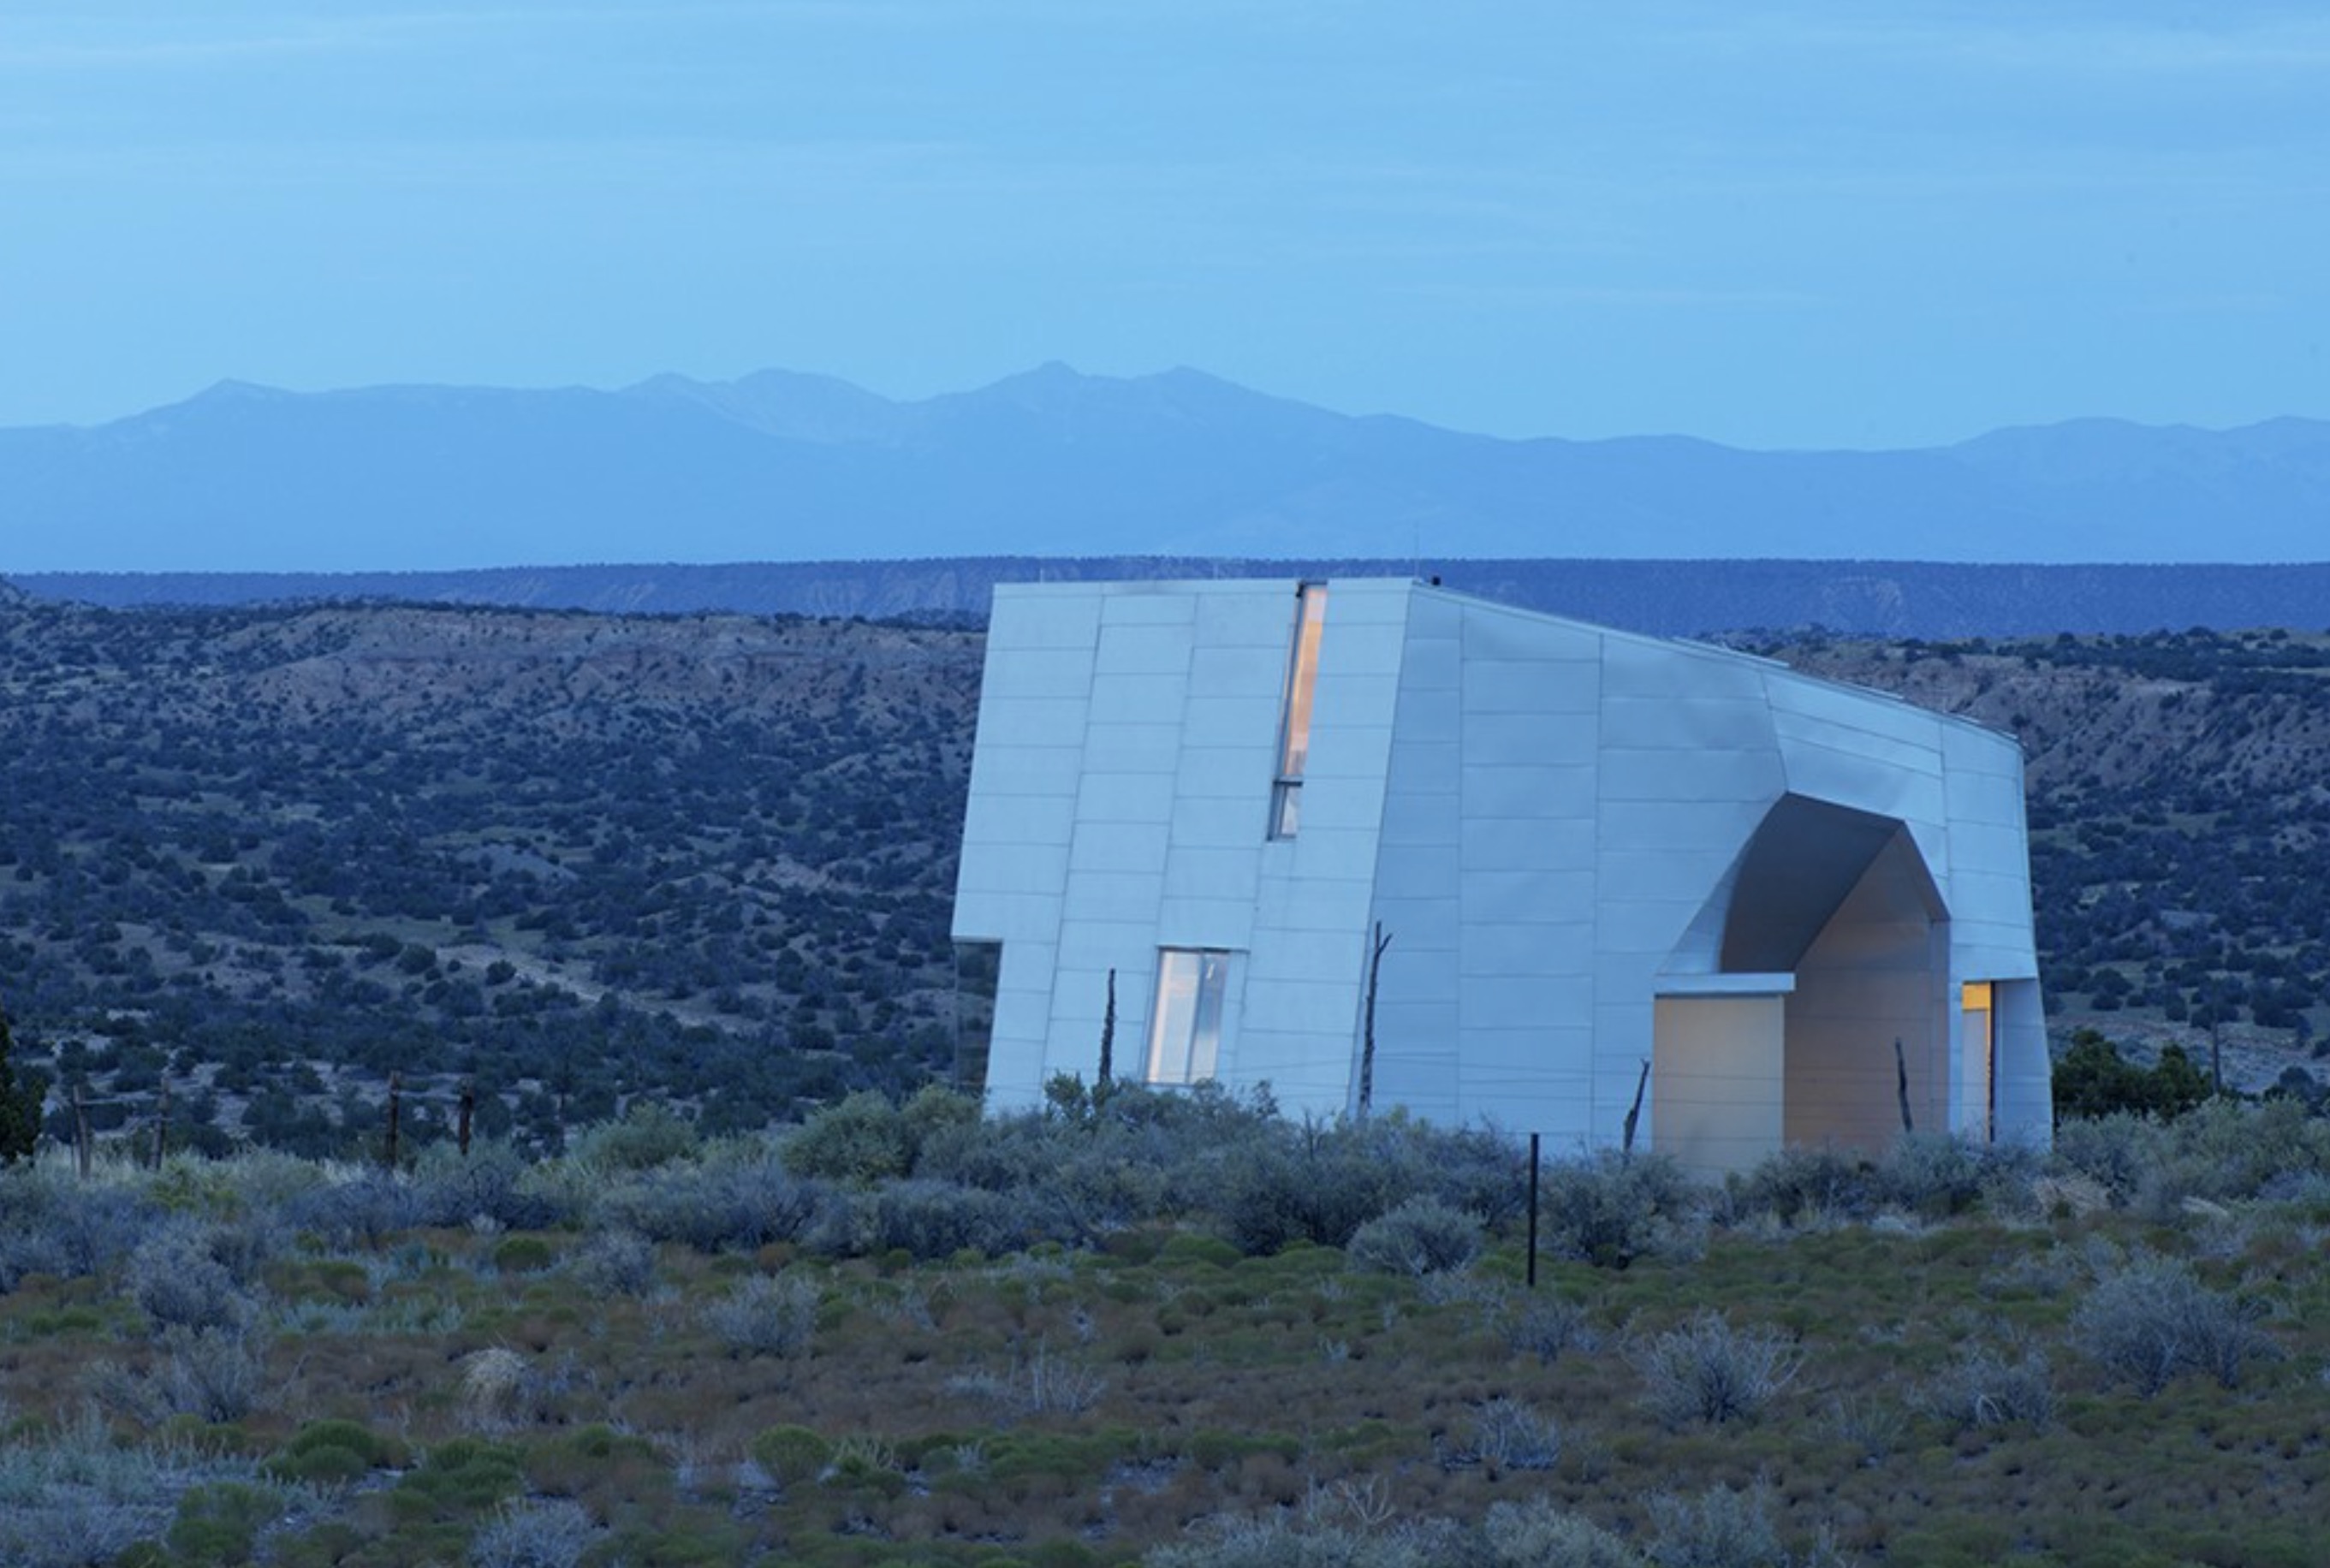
0, 995, 45, 1163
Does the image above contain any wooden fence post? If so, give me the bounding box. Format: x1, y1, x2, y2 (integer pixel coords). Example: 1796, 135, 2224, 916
383, 1071, 402, 1171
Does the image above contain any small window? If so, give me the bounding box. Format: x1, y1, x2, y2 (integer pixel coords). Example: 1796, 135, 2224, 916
1270, 584, 1328, 839
1146, 948, 1232, 1084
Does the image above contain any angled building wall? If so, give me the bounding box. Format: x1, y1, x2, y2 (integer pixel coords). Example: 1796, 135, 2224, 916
951, 577, 2052, 1170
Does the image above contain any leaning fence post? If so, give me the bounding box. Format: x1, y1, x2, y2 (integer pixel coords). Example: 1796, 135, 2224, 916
458, 1079, 475, 1156
383, 1071, 402, 1171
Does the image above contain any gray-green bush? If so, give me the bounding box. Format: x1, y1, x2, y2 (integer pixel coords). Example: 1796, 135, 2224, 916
1539, 1151, 1700, 1268
1632, 1311, 1803, 1428
2072, 1253, 2272, 1393
703, 1272, 820, 1358
1346, 1197, 1483, 1277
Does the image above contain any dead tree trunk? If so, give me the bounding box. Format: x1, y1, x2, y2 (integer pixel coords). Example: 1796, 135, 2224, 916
1358, 924, 1392, 1116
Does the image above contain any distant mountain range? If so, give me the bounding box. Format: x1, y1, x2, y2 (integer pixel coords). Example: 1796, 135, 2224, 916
3, 365, 2325, 572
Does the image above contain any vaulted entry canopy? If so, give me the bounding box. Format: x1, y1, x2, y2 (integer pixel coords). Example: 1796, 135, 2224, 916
1655, 794, 1953, 1176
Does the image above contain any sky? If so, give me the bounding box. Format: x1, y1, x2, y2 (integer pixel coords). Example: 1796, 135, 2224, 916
2, 2, 2326, 449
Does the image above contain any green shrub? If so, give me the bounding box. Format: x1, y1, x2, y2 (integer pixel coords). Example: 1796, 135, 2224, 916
749, 1424, 830, 1487
163, 1481, 282, 1567
388, 1437, 525, 1529
266, 1417, 408, 1482
491, 1235, 556, 1274
782, 1090, 914, 1182
568, 1099, 700, 1173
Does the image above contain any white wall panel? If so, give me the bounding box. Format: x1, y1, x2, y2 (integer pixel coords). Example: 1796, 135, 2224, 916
1086, 672, 1191, 718
1179, 695, 1283, 742
1462, 658, 1600, 714
961, 841, 1071, 894
1156, 900, 1258, 949
1368, 897, 1459, 953
1168, 795, 1269, 849
983, 647, 1099, 698
1596, 897, 1703, 956
1401, 634, 1461, 692
968, 745, 1088, 798
1060, 870, 1164, 926
1380, 789, 1459, 846
1461, 763, 1598, 819
961, 793, 1076, 848
1096, 623, 1198, 674
1459, 602, 1602, 662
1073, 773, 1179, 823
1460, 921, 1596, 977
1101, 592, 1199, 626
1599, 747, 1784, 804
1462, 975, 1596, 1030
987, 589, 1103, 650
1462, 710, 1599, 759
1068, 823, 1170, 873
1600, 696, 1774, 751
1083, 723, 1186, 774
1600, 799, 1763, 855
1465, 869, 1595, 924
1602, 636, 1765, 699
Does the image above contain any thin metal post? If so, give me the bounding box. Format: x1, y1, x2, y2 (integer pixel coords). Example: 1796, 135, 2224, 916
1525, 1131, 1541, 1291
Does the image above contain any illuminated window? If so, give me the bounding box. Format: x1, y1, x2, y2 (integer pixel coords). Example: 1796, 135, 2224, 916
1270, 584, 1328, 838
1961, 981, 1994, 1143
1147, 948, 1232, 1084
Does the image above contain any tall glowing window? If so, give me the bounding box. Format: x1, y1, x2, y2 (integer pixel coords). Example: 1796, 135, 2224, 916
1147, 948, 1232, 1084
1961, 981, 1995, 1142
1270, 584, 1328, 838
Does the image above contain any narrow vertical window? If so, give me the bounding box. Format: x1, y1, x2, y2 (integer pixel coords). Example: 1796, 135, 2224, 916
1270, 584, 1328, 838
1146, 947, 1232, 1084
1961, 981, 1995, 1143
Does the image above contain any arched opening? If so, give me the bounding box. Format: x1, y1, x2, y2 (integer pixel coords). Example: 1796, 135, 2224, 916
1655, 795, 1949, 1174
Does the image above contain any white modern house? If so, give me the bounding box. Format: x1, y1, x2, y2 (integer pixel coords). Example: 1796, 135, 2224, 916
949, 578, 2052, 1174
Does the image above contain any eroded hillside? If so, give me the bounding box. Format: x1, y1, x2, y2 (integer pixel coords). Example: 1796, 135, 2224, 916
0, 597, 982, 1149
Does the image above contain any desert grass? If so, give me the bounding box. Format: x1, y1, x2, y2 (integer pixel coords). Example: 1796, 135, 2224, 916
2, 1104, 2328, 1565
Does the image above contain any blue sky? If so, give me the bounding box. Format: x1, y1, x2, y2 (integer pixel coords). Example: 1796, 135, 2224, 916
3, 2, 2324, 448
